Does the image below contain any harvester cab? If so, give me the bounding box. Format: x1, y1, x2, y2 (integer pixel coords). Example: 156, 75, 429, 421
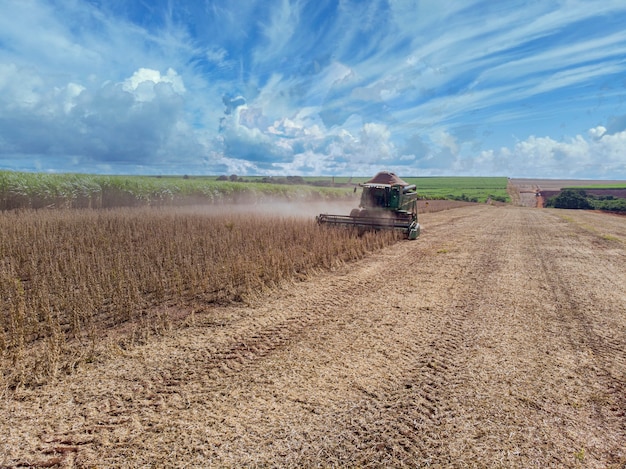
317, 171, 420, 239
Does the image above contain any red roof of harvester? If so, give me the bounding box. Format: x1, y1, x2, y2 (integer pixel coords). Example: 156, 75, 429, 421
365, 171, 409, 186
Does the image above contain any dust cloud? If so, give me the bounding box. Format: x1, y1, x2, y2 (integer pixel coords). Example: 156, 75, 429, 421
175, 199, 359, 220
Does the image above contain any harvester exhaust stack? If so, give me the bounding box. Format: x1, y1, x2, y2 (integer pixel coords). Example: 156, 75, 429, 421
316, 171, 420, 239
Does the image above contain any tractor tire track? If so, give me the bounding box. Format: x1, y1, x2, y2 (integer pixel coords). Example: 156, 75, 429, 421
2, 206, 625, 468
532, 210, 626, 445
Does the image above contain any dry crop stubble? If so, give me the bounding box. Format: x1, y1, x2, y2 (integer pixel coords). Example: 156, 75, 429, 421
1, 205, 625, 468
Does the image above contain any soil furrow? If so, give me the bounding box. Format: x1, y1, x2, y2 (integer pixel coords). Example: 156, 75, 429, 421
531, 211, 626, 464
1, 205, 625, 468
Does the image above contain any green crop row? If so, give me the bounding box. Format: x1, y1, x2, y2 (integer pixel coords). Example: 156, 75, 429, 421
0, 171, 509, 210
300, 176, 509, 203
0, 171, 355, 210
403, 177, 509, 203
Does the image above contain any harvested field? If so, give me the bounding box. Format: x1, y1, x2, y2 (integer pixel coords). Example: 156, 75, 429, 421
1, 205, 626, 468
509, 178, 626, 191
509, 179, 626, 208
540, 188, 626, 200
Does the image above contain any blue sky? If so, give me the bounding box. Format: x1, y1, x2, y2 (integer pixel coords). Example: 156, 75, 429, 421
1, 0, 626, 178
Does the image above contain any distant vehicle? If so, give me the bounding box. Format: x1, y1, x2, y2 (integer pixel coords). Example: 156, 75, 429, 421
316, 171, 420, 239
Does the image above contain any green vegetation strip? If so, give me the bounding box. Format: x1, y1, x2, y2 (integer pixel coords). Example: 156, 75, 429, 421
0, 171, 510, 210
301, 176, 509, 203
545, 188, 626, 212
0, 171, 354, 210
404, 177, 509, 203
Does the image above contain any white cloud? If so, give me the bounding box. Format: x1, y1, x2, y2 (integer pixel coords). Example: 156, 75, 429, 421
268, 118, 302, 137
122, 68, 186, 102
61, 82, 86, 113
431, 131, 459, 157
0, 63, 43, 108
589, 126, 607, 139
358, 123, 395, 162
0, 63, 199, 171
473, 129, 626, 178
2, 0, 626, 178
206, 46, 228, 64
253, 0, 299, 65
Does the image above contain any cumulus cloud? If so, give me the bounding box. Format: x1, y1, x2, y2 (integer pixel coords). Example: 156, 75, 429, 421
2, 0, 626, 177
472, 129, 626, 178
589, 126, 606, 139
268, 118, 297, 137
122, 68, 186, 102
217, 95, 291, 166
0, 65, 200, 171
356, 123, 395, 162
0, 63, 44, 109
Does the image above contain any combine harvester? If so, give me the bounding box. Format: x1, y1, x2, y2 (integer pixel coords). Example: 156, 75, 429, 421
317, 171, 420, 239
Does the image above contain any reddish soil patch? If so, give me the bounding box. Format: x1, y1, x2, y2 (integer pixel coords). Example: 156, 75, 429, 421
541, 188, 626, 200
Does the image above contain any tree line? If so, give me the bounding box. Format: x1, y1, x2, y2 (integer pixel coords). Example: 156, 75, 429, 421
545, 189, 626, 212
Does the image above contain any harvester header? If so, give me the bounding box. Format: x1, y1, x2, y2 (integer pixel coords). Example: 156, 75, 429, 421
316, 171, 420, 239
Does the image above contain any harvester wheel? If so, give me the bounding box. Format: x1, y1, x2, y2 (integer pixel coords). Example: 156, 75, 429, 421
350, 208, 362, 218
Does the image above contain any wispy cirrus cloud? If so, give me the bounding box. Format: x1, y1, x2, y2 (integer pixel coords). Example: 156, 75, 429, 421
0, 0, 625, 177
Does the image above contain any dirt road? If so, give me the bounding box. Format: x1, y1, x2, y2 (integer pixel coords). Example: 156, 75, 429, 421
2, 205, 626, 468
